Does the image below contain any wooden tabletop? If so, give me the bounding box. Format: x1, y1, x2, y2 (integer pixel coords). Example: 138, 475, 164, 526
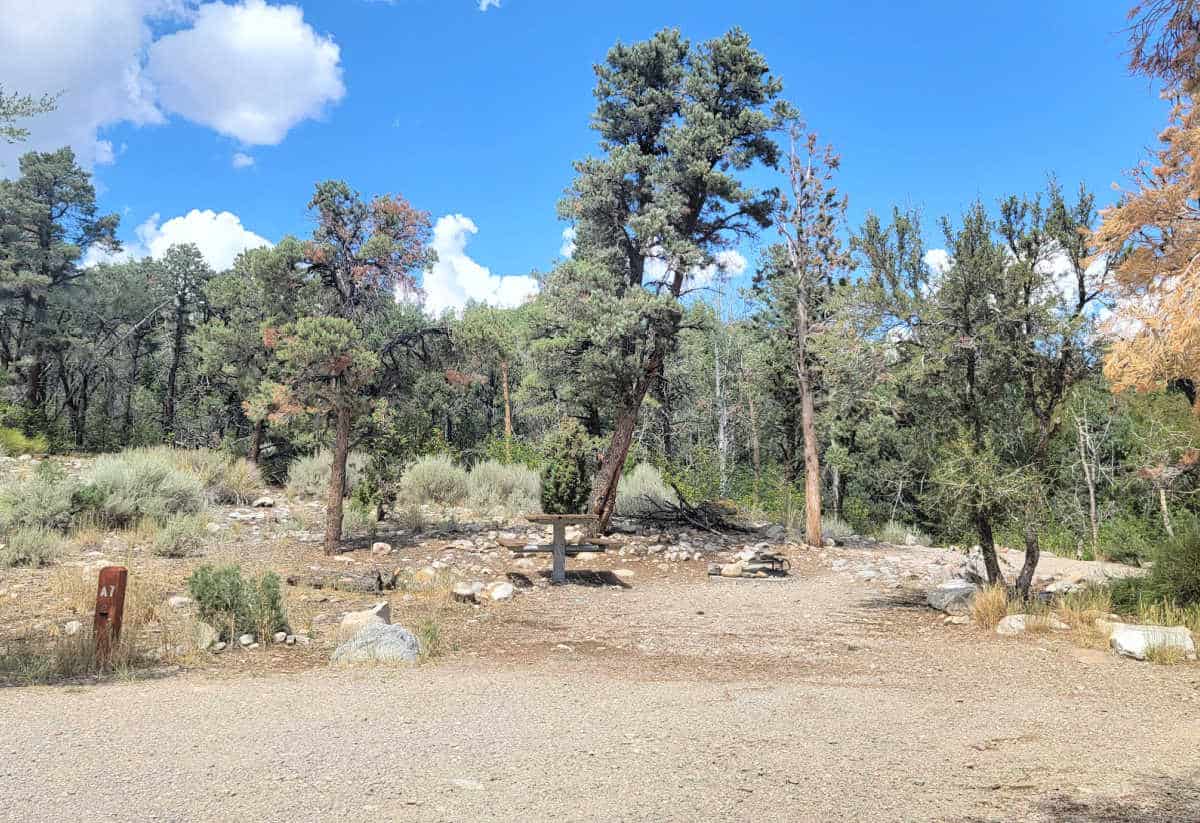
525, 513, 598, 525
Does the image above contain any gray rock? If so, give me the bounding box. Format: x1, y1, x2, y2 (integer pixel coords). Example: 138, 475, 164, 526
330, 623, 420, 665
995, 614, 1069, 636
760, 524, 787, 542
487, 581, 515, 602
167, 595, 193, 610
238, 633, 255, 647
212, 641, 227, 653
371, 541, 392, 556
272, 631, 288, 644
63, 620, 82, 636
1110, 624, 1197, 661
251, 497, 275, 508
192, 620, 218, 651
927, 580, 977, 615
452, 582, 478, 604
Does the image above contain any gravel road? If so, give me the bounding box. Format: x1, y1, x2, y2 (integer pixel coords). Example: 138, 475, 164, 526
3, 554, 1199, 822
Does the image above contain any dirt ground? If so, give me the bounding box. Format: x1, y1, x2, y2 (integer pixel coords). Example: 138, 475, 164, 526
3, 533, 1200, 822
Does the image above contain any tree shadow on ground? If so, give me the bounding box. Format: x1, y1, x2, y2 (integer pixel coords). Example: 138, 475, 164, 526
536, 570, 632, 588
855, 590, 930, 611
956, 778, 1200, 823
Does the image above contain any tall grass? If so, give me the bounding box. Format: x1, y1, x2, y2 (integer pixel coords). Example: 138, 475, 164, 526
467, 460, 541, 513
615, 463, 677, 518
399, 455, 469, 506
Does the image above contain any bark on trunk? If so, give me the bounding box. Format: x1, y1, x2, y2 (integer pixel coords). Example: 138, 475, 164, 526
589, 404, 642, 533
249, 419, 265, 463
163, 305, 186, 440
745, 379, 761, 508
1015, 521, 1040, 599
500, 359, 513, 462
323, 405, 352, 555
798, 362, 822, 547
975, 508, 1004, 585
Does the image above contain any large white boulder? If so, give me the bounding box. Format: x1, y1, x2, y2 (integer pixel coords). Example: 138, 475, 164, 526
1109, 624, 1196, 661
337, 602, 391, 642
927, 580, 977, 614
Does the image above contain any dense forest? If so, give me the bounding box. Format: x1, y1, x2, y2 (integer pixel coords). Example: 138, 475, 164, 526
1, 6, 1198, 599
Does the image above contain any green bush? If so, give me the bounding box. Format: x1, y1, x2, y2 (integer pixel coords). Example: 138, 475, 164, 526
615, 463, 676, 518
467, 460, 541, 513
0, 427, 48, 456
1097, 512, 1163, 565
342, 498, 379, 536
286, 450, 367, 499
170, 448, 263, 505
0, 464, 76, 533
540, 418, 592, 515
1109, 523, 1200, 609
821, 515, 855, 541
152, 514, 210, 558
78, 448, 205, 527
480, 435, 543, 471
186, 564, 288, 642
1, 526, 65, 567
873, 521, 932, 546
399, 455, 469, 506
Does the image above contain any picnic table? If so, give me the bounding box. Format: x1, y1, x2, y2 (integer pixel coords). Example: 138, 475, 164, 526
499, 513, 622, 584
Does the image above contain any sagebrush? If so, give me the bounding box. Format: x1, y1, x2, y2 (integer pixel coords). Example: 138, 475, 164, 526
399, 455, 469, 506
467, 460, 541, 512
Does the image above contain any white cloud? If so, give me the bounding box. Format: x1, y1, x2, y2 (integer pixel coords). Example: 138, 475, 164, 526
643, 248, 748, 289
559, 227, 577, 258
231, 152, 255, 169
479, 0, 501, 10
0, 0, 167, 171
83, 208, 270, 271
147, 0, 345, 145
421, 214, 539, 315
923, 248, 951, 276
0, 0, 344, 175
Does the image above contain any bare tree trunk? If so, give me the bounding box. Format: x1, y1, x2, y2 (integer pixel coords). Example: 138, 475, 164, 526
163, 302, 186, 440
1159, 487, 1175, 539
1075, 416, 1100, 553
743, 372, 762, 508
1015, 521, 1040, 598
500, 359, 512, 462
324, 405, 352, 555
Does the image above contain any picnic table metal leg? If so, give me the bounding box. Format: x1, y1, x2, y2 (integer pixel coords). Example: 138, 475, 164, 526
551, 522, 567, 584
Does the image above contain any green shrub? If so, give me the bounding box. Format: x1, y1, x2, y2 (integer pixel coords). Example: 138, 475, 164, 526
480, 435, 543, 470
399, 455, 469, 506
874, 521, 932, 546
342, 498, 379, 536
615, 463, 676, 518
540, 418, 593, 515
152, 514, 210, 558
1, 526, 65, 567
286, 450, 367, 499
0, 466, 76, 533
186, 564, 288, 642
78, 448, 205, 527
171, 448, 263, 505
821, 515, 855, 541
0, 427, 48, 456
467, 460, 541, 513
1097, 512, 1163, 565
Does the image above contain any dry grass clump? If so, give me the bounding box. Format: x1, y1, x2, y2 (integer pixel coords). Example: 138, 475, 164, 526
971, 584, 1009, 629
0, 526, 67, 568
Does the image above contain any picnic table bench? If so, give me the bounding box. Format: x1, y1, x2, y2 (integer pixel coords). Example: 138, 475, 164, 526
501, 513, 622, 584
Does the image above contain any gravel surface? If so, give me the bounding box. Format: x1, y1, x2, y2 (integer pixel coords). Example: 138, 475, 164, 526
4, 553, 1200, 822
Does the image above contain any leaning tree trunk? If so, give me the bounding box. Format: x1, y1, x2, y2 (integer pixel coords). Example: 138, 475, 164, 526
1015, 521, 1040, 599
975, 507, 1004, 585
589, 351, 663, 533
324, 404, 352, 555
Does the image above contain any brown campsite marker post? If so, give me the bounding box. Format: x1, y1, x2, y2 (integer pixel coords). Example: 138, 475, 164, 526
93, 566, 128, 666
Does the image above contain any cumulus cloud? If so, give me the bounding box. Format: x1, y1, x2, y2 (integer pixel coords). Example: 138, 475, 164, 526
923, 248, 951, 276
0, 0, 166, 171
559, 227, 577, 258
643, 249, 749, 289
147, 0, 345, 145
232, 152, 255, 169
422, 215, 539, 315
0, 0, 344, 174
479, 0, 501, 10
83, 208, 270, 271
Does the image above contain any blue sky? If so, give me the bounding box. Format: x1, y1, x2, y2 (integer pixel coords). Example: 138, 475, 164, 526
0, 0, 1167, 309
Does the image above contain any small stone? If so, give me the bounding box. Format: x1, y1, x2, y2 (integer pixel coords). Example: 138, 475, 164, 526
251, 497, 275, 508
63, 620, 82, 636
411, 566, 439, 587
944, 615, 970, 625
613, 568, 635, 578
205, 522, 223, 534
451, 582, 478, 604
285, 635, 297, 646
927, 580, 976, 615
239, 633, 255, 647
167, 595, 193, 610
338, 602, 391, 642
212, 641, 227, 653
371, 542, 392, 556
487, 582, 516, 602
272, 631, 288, 644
